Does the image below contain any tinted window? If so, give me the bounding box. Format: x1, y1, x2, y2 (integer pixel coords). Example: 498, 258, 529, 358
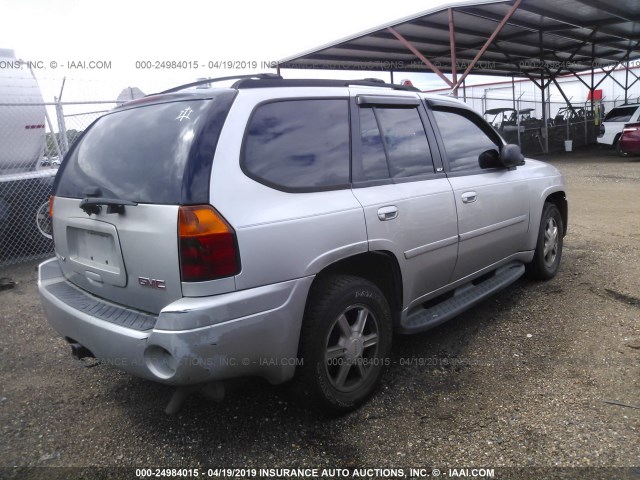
244, 99, 350, 190
360, 108, 389, 180
433, 109, 501, 172
56, 94, 236, 204
359, 106, 434, 180
604, 106, 638, 123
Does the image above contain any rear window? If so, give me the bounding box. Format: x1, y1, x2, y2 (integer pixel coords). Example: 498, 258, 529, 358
604, 106, 638, 123
55, 92, 236, 204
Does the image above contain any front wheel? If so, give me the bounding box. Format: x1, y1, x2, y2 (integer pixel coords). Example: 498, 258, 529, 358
297, 275, 392, 412
526, 202, 563, 280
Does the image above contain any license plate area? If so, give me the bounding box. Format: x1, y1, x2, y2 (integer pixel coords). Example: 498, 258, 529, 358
66, 219, 127, 287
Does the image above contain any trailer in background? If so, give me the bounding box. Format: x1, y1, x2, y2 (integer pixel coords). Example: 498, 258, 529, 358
0, 48, 55, 263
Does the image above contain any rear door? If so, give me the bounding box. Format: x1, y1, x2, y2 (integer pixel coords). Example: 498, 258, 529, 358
349, 91, 458, 309
428, 102, 530, 281
51, 93, 236, 314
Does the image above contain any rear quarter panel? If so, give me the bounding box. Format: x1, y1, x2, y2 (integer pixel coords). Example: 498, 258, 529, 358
209, 87, 369, 291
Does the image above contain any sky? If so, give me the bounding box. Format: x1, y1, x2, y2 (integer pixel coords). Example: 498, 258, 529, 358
1, 0, 482, 102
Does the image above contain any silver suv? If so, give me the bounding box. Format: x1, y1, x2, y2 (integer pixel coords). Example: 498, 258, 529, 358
39, 74, 567, 412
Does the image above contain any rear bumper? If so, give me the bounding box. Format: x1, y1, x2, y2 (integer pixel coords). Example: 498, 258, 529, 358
619, 138, 640, 155
38, 258, 313, 385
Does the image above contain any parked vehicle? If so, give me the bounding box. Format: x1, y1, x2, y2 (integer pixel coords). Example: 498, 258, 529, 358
597, 103, 640, 154
484, 107, 546, 154
39, 74, 568, 412
617, 122, 640, 156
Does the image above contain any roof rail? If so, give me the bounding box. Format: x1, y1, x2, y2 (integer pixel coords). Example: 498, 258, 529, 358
158, 73, 283, 94
233, 77, 419, 91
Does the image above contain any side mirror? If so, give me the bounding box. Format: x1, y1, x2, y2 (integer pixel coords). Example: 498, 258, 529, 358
500, 144, 525, 168
478, 149, 501, 169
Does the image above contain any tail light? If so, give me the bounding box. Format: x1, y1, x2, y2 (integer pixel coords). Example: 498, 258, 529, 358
178, 205, 240, 282
622, 126, 638, 133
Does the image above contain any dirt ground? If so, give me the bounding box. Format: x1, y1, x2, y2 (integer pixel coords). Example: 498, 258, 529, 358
0, 147, 638, 479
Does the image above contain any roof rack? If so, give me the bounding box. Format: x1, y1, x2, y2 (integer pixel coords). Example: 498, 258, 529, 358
158, 73, 283, 94
232, 77, 420, 91
156, 73, 420, 95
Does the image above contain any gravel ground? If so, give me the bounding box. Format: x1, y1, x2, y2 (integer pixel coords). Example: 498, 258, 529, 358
0, 147, 638, 479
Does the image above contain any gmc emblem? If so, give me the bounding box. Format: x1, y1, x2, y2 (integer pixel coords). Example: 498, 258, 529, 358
138, 277, 166, 290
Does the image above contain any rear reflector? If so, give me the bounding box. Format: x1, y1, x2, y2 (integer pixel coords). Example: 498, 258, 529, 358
49, 196, 54, 239
178, 205, 240, 282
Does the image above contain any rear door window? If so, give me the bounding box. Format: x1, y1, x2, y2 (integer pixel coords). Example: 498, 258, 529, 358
55, 92, 236, 204
243, 99, 350, 191
358, 106, 435, 181
604, 106, 638, 123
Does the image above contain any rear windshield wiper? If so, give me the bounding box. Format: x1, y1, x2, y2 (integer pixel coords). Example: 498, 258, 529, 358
79, 197, 138, 215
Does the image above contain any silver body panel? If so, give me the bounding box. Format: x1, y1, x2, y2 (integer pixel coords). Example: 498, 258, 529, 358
40, 86, 567, 386
40, 259, 312, 385
447, 169, 530, 280
351, 180, 459, 308
211, 87, 368, 291
52, 197, 182, 314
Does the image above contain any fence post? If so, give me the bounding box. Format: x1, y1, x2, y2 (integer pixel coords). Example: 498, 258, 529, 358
516, 96, 521, 147
44, 108, 63, 160
54, 97, 69, 155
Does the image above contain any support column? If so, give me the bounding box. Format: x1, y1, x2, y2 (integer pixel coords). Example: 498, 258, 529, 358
539, 32, 548, 154
449, 8, 458, 97
624, 51, 630, 103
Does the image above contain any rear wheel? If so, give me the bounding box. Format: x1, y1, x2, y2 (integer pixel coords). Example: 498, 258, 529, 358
616, 140, 629, 157
526, 202, 563, 280
297, 275, 392, 412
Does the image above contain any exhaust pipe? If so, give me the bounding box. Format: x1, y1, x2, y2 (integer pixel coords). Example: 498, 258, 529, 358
69, 342, 94, 360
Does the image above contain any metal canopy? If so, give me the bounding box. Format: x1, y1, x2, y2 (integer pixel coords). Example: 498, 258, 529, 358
278, 0, 640, 91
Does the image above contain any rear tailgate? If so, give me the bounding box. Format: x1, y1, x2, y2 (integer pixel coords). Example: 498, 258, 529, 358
52, 198, 180, 314
51, 91, 237, 315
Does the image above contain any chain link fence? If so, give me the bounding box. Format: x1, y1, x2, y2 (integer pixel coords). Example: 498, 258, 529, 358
0, 100, 118, 267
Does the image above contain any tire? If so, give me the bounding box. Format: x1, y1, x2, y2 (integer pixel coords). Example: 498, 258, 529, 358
616, 140, 629, 157
297, 275, 392, 412
526, 202, 563, 280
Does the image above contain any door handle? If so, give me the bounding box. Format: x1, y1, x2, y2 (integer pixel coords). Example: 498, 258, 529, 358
377, 206, 398, 221
461, 191, 477, 204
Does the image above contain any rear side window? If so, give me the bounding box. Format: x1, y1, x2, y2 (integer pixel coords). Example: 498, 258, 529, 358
359, 106, 434, 181
55, 92, 236, 204
604, 106, 638, 123
433, 108, 501, 172
243, 99, 350, 191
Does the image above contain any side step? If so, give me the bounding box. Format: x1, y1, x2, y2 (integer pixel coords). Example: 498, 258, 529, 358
399, 262, 525, 334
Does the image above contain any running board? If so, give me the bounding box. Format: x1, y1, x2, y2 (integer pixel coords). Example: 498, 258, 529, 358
399, 262, 525, 334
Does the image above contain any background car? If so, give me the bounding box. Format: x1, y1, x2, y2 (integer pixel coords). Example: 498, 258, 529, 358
617, 122, 640, 156
597, 103, 640, 153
